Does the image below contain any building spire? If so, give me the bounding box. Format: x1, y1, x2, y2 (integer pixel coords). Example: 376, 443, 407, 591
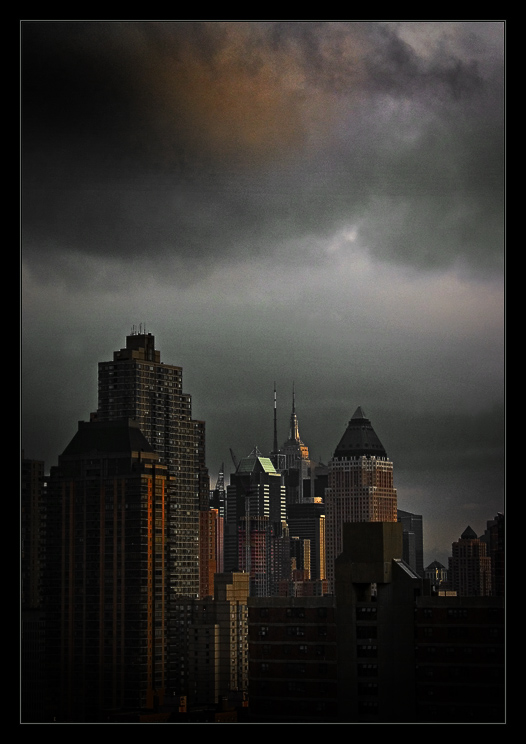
289, 382, 301, 442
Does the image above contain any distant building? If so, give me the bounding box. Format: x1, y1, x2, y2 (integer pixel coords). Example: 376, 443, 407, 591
225, 447, 288, 596
424, 560, 448, 594
397, 509, 424, 577
209, 465, 226, 519
448, 526, 492, 597
287, 500, 326, 583
481, 513, 505, 597
325, 407, 397, 592
280, 385, 312, 504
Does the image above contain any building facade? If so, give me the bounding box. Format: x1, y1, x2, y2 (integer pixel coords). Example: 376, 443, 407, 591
481, 513, 505, 597
225, 448, 288, 596
325, 407, 397, 592
170, 573, 250, 708
248, 596, 338, 722
280, 386, 312, 505
397, 509, 424, 578
286, 500, 326, 583
448, 526, 492, 597
424, 560, 449, 594
95, 330, 209, 598
43, 419, 172, 720
414, 595, 504, 722
334, 521, 421, 723
247, 520, 504, 724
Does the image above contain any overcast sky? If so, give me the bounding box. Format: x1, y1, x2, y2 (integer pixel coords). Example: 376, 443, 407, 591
21, 21, 504, 566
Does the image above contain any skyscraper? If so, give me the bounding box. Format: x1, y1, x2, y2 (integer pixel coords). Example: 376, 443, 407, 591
287, 500, 326, 583
225, 447, 288, 596
397, 509, 424, 578
448, 526, 492, 596
43, 419, 171, 720
325, 407, 397, 592
279, 385, 312, 505
95, 329, 209, 598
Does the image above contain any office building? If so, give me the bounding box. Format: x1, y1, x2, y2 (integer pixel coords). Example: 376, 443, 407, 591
448, 526, 492, 597
287, 500, 326, 583
210, 465, 226, 519
481, 513, 505, 597
225, 447, 288, 595
43, 418, 172, 721
424, 560, 449, 594
397, 509, 424, 577
280, 386, 312, 504
95, 329, 209, 598
325, 407, 397, 592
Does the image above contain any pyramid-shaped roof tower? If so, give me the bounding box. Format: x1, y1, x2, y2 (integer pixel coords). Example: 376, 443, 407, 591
333, 407, 388, 459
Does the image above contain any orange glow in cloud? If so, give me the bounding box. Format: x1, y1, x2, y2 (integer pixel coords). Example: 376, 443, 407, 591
127, 22, 370, 166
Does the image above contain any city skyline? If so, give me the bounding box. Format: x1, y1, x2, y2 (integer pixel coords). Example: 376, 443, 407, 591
21, 21, 505, 568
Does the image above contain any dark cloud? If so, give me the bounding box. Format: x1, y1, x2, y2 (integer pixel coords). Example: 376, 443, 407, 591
21, 21, 505, 564
22, 21, 503, 281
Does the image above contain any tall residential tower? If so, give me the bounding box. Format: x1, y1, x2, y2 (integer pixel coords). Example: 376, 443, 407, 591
95, 330, 209, 597
43, 419, 171, 720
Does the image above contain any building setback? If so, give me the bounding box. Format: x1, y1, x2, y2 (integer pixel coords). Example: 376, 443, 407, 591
95, 330, 209, 598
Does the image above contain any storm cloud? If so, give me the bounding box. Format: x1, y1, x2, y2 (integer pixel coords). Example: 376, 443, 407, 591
21, 21, 505, 566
